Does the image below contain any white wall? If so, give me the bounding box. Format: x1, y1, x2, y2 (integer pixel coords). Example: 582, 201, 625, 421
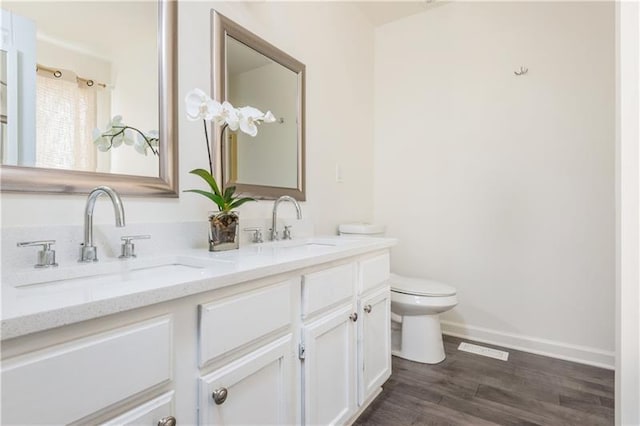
374, 2, 615, 367
616, 1, 640, 423
1, 1, 375, 237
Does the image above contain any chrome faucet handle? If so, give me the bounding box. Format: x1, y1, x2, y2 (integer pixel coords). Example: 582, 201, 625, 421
17, 240, 59, 268
243, 228, 264, 244
283, 225, 293, 240
119, 235, 151, 259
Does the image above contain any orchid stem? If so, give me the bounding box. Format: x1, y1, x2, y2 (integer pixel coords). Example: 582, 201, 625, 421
204, 120, 213, 176
204, 121, 228, 177
107, 125, 159, 156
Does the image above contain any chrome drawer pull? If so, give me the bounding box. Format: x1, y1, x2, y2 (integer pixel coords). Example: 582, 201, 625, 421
157, 416, 176, 426
212, 387, 228, 405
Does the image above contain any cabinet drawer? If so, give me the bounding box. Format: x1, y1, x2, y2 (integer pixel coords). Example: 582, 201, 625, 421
103, 391, 174, 426
360, 253, 390, 293
1, 317, 172, 425
199, 280, 293, 366
302, 263, 356, 319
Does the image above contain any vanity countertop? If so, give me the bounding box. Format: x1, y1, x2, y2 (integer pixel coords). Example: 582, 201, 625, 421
1, 236, 396, 340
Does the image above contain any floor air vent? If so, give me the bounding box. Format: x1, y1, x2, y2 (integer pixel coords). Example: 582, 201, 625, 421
457, 342, 509, 361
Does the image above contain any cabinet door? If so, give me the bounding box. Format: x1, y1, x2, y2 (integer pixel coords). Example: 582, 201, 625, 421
199, 334, 294, 425
359, 286, 392, 405
303, 304, 357, 426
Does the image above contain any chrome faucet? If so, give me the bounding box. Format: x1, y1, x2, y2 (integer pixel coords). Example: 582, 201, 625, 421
270, 195, 302, 241
79, 186, 125, 262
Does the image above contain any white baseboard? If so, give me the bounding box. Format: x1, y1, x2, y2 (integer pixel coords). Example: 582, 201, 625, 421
440, 320, 615, 370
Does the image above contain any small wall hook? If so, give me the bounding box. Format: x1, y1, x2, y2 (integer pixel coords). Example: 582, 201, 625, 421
514, 66, 529, 76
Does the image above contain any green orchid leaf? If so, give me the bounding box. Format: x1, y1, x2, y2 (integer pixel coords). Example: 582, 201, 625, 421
223, 186, 236, 203
184, 189, 225, 210
189, 168, 222, 197
228, 197, 256, 210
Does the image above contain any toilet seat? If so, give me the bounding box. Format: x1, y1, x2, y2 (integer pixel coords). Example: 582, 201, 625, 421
390, 273, 456, 297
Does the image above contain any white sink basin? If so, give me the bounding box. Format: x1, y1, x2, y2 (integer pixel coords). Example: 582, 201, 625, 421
241, 237, 356, 254
7, 255, 231, 289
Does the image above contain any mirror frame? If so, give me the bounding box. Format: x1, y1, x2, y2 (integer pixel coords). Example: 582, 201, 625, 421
211, 10, 306, 201
0, 0, 178, 197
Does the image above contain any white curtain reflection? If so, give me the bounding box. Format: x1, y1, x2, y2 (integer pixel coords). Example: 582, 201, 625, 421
35, 74, 97, 171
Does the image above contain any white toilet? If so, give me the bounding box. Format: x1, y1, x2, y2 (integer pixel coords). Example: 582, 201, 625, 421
338, 223, 458, 364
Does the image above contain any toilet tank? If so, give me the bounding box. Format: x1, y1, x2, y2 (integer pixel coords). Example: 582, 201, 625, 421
338, 223, 386, 237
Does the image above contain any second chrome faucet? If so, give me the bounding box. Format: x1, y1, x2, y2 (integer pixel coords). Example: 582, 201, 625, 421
79, 186, 125, 262
270, 195, 302, 241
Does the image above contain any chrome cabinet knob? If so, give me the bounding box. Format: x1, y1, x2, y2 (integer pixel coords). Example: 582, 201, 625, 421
364, 304, 372, 314
212, 387, 228, 405
349, 312, 358, 322
157, 416, 176, 426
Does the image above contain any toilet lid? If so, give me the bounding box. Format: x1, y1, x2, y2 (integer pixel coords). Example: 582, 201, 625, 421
390, 273, 456, 297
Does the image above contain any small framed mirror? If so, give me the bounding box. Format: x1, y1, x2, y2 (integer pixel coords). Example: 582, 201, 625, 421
211, 10, 305, 200
0, 0, 178, 196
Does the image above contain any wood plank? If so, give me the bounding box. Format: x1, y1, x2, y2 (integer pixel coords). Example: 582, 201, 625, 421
355, 336, 614, 426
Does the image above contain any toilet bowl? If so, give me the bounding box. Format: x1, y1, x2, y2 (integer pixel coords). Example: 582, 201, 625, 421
390, 273, 457, 364
338, 223, 458, 364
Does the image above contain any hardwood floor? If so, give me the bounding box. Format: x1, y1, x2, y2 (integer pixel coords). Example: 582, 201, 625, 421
354, 336, 614, 426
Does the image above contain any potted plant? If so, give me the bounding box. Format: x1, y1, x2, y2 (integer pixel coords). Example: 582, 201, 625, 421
184, 88, 275, 251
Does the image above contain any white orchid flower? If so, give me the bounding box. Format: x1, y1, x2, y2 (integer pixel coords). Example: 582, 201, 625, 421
123, 128, 136, 145
134, 134, 149, 155
111, 115, 123, 126
238, 106, 268, 137
262, 111, 276, 123
185, 88, 222, 121
146, 130, 160, 147
92, 116, 159, 156
134, 129, 161, 156
92, 128, 110, 152
219, 101, 240, 130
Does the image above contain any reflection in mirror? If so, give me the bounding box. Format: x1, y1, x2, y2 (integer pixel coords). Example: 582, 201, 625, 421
212, 10, 305, 200
1, 49, 6, 154
0, 0, 177, 196
1, 1, 159, 178
225, 37, 298, 189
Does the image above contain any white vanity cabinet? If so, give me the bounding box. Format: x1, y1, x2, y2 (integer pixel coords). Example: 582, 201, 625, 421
1, 241, 393, 426
197, 278, 298, 425
199, 335, 295, 425
1, 317, 175, 425
300, 263, 357, 425
300, 253, 391, 425
302, 304, 358, 425
358, 285, 392, 405
357, 253, 392, 406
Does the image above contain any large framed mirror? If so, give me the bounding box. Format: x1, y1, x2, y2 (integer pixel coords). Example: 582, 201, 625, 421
211, 10, 305, 200
0, 0, 178, 196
